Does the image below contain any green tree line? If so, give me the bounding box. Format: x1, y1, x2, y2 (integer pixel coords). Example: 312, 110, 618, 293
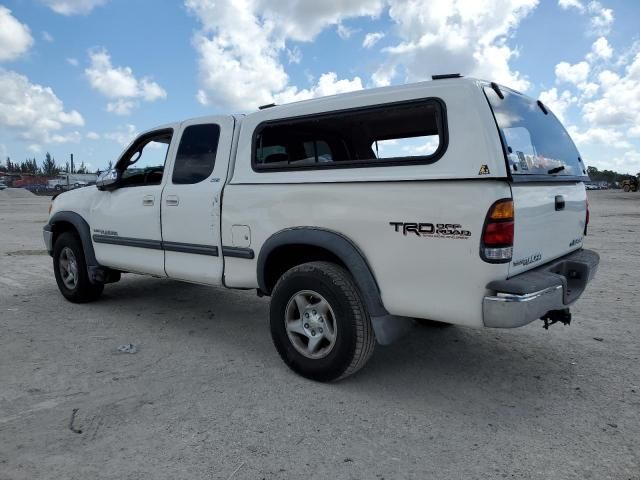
587, 166, 638, 184
0, 154, 91, 176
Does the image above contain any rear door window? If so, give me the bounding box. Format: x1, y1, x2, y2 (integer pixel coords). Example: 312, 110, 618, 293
172, 124, 220, 184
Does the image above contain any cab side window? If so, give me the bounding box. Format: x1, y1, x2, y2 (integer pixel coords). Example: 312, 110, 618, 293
119, 130, 173, 188
172, 124, 221, 184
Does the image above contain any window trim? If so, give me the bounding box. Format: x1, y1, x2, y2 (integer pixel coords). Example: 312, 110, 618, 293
115, 128, 174, 188
171, 123, 221, 185
251, 97, 448, 172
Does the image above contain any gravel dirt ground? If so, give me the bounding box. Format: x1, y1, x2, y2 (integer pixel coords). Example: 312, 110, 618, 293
0, 190, 638, 480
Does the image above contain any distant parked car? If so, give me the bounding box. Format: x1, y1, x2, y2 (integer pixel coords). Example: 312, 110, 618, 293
0, 181, 7, 190
23, 184, 49, 193
585, 184, 598, 190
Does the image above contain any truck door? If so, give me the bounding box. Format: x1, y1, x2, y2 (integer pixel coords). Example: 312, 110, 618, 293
161, 116, 235, 285
91, 129, 174, 276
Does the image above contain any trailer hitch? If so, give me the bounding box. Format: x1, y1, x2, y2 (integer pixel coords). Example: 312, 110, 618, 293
541, 309, 572, 330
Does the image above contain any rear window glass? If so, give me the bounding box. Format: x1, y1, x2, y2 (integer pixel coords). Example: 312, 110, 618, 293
484, 86, 588, 178
253, 100, 445, 170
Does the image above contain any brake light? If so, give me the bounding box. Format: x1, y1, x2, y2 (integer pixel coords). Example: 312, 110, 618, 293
481, 198, 514, 263
584, 197, 589, 235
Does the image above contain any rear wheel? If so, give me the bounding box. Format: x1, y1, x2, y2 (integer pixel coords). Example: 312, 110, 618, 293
623, 185, 631, 192
53, 232, 103, 303
270, 261, 375, 382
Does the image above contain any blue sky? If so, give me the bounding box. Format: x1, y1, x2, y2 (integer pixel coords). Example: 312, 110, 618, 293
0, 0, 639, 174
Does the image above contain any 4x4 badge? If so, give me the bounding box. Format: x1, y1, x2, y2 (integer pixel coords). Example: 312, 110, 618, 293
478, 164, 490, 175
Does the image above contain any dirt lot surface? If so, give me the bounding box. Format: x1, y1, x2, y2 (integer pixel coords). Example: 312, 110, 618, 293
1, 190, 638, 479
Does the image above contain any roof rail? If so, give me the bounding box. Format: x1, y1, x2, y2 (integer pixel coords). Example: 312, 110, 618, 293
431, 73, 462, 80
259, 103, 276, 110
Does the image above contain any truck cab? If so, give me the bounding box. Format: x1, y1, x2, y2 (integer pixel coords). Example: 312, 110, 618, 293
44, 77, 599, 381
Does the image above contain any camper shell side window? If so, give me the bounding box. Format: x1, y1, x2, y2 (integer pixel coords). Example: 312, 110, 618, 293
252, 98, 448, 171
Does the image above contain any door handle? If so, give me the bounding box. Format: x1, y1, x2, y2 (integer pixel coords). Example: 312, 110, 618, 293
166, 195, 179, 206
555, 195, 565, 211
142, 195, 154, 206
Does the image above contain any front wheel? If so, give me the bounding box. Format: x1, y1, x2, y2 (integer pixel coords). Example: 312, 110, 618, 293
53, 232, 103, 303
623, 185, 631, 192
269, 261, 375, 382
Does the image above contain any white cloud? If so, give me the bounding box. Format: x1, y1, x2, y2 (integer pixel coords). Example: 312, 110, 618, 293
371, 62, 396, 87
50, 131, 82, 144
588, 1, 613, 35
42, 0, 109, 15
363, 32, 384, 48
186, 0, 384, 110
568, 125, 631, 150
555, 61, 590, 85
286, 46, 302, 64
628, 125, 640, 138
581, 53, 640, 127
104, 124, 137, 146
0, 6, 33, 62
275, 72, 363, 104
42, 31, 54, 43
373, 0, 538, 91
86, 131, 100, 140
552, 43, 640, 173
538, 87, 576, 122
66, 57, 79, 67
28, 144, 41, 153
0, 69, 84, 144
559, 0, 613, 35
106, 99, 137, 115
85, 49, 166, 114
558, 0, 584, 10
588, 36, 612, 60
601, 150, 640, 174
577, 81, 599, 98
336, 23, 356, 39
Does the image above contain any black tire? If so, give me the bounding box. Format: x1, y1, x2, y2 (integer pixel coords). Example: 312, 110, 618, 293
270, 261, 375, 382
53, 232, 103, 303
623, 185, 630, 192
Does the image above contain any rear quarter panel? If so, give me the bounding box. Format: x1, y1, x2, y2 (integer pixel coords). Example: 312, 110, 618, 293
222, 79, 512, 327
222, 181, 511, 326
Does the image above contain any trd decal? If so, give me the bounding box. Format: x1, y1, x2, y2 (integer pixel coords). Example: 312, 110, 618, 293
390, 222, 471, 239
93, 228, 119, 236
513, 253, 542, 267
478, 164, 490, 175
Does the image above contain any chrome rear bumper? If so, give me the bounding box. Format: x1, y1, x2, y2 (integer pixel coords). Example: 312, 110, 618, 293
483, 249, 599, 328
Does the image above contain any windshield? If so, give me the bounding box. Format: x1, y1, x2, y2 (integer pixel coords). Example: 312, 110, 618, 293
484, 85, 588, 179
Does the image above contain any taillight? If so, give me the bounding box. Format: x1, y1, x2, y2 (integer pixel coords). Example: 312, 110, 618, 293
481, 198, 514, 263
584, 197, 589, 235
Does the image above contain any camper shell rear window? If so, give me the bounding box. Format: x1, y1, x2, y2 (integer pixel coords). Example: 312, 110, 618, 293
252, 98, 447, 171
483, 85, 589, 182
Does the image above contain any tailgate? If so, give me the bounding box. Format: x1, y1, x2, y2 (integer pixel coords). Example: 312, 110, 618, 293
510, 182, 586, 276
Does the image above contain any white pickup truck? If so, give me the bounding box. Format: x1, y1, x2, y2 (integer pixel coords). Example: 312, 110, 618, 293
44, 75, 599, 381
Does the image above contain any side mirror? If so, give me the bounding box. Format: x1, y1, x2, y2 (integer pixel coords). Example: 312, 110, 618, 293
96, 169, 120, 191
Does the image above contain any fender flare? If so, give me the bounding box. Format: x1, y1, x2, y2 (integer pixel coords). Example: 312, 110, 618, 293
48, 210, 98, 269
257, 227, 388, 318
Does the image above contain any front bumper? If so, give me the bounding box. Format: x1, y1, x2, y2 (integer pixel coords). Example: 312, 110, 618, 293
43, 225, 53, 255
483, 249, 599, 328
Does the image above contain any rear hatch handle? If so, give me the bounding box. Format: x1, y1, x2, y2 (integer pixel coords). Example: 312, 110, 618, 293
555, 195, 565, 211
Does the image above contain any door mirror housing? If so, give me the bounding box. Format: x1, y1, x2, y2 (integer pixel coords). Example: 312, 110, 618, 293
96, 169, 120, 191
